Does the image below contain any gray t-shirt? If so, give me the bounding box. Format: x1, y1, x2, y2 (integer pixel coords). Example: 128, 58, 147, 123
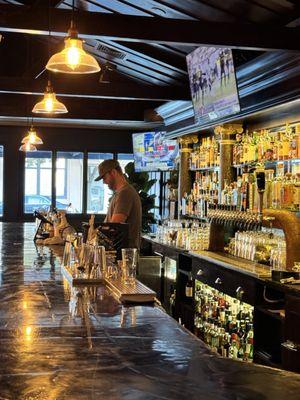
105, 184, 142, 249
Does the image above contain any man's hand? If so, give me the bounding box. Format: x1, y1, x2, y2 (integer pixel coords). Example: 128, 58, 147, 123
110, 213, 127, 223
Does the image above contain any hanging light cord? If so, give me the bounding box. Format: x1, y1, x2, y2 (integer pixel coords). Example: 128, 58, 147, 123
48, 0, 51, 80
71, 0, 75, 29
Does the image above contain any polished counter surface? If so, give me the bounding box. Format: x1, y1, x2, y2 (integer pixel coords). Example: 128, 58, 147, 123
1, 223, 300, 400
190, 250, 272, 278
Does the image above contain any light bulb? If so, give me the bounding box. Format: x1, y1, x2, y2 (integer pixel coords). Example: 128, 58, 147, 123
45, 97, 54, 112
28, 132, 35, 143
66, 42, 80, 69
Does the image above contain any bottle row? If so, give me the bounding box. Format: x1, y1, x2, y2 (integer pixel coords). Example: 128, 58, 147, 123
188, 125, 300, 171
233, 126, 300, 165
182, 169, 300, 215
194, 281, 254, 362
189, 137, 220, 169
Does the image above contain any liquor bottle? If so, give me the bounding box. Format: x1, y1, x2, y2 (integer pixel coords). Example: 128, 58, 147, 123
169, 287, 176, 317
244, 324, 254, 362
185, 274, 193, 298
238, 339, 245, 360
229, 334, 238, 359
297, 126, 300, 158
290, 133, 298, 159
293, 173, 300, 211
223, 333, 231, 358
281, 173, 294, 210
281, 131, 290, 161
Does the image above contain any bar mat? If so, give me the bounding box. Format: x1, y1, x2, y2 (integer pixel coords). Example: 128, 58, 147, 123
61, 265, 156, 303
105, 278, 156, 303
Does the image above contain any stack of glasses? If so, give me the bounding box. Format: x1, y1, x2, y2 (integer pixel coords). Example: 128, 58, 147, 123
227, 230, 286, 269
63, 234, 139, 285
156, 220, 210, 251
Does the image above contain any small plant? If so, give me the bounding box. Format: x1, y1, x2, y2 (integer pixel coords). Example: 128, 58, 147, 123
125, 162, 157, 233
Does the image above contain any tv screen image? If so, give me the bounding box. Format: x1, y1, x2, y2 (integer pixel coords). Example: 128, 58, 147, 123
132, 132, 179, 172
186, 47, 240, 124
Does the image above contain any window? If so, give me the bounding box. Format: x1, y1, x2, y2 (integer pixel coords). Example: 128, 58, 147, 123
87, 153, 113, 214
24, 151, 52, 214
149, 171, 161, 220
0, 146, 3, 217
117, 153, 134, 173
56, 152, 83, 214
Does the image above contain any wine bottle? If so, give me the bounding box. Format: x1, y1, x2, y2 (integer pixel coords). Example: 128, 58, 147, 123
185, 274, 193, 298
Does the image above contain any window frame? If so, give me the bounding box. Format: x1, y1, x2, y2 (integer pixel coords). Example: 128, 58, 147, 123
22, 150, 135, 218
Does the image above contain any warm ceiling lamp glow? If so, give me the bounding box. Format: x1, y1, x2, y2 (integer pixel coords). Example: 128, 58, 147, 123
32, 81, 68, 114
21, 125, 43, 145
46, 21, 100, 74
19, 142, 37, 152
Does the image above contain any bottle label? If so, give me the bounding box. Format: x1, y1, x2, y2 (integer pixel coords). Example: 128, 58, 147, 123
185, 286, 193, 297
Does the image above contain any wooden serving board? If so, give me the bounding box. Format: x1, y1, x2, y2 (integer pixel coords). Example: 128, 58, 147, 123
61, 265, 104, 285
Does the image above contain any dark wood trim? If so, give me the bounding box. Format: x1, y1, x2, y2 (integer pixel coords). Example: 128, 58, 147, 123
0, 77, 190, 101
0, 93, 158, 121
1, 5, 300, 50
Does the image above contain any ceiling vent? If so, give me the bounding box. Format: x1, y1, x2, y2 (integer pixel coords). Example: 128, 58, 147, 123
95, 44, 127, 60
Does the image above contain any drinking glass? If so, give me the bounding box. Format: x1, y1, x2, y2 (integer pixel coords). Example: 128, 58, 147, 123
93, 245, 106, 279
121, 248, 138, 285
105, 251, 118, 280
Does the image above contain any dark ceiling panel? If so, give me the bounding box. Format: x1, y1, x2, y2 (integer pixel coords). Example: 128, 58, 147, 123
89, 39, 187, 76
1, 6, 299, 50
0, 76, 191, 100
0, 93, 158, 120
1, 0, 300, 127
112, 42, 188, 72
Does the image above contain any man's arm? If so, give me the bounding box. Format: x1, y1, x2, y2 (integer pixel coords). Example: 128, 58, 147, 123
110, 213, 127, 223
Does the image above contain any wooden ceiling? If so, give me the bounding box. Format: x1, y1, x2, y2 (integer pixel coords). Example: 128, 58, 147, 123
0, 0, 300, 130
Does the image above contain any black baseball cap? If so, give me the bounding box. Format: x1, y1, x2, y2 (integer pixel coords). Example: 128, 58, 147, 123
94, 159, 121, 181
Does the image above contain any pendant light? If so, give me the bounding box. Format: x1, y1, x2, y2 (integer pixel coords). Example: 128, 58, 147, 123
21, 125, 43, 145
32, 81, 68, 114
46, 1, 100, 74
19, 142, 37, 152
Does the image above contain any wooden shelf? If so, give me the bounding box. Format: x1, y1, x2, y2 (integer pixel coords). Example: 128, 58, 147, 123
233, 158, 300, 169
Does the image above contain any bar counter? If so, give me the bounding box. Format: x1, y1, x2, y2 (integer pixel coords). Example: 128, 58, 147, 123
0, 223, 300, 399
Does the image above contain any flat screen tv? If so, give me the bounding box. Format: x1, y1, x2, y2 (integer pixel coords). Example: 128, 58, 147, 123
132, 131, 179, 172
186, 47, 240, 124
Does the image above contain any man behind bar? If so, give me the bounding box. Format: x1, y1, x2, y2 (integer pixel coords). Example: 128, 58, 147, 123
95, 159, 142, 249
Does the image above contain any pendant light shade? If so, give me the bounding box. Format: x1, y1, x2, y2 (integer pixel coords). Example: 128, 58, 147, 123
32, 81, 68, 114
19, 142, 37, 152
21, 125, 43, 145
46, 22, 100, 74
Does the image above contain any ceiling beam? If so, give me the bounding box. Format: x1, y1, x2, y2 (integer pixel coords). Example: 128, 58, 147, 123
0, 77, 190, 101
1, 5, 300, 51
0, 93, 157, 120
21, 0, 65, 7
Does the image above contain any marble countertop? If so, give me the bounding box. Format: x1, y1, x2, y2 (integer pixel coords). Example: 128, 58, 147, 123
0, 223, 299, 399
